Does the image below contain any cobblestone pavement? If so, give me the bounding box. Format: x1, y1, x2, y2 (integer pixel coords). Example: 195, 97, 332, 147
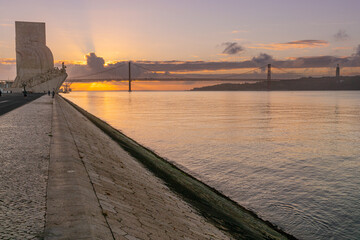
57, 96, 233, 239
0, 96, 53, 239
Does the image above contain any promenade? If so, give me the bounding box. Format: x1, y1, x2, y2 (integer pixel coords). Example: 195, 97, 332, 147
0, 95, 232, 239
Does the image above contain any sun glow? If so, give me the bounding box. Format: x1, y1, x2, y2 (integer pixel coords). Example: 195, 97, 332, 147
70, 81, 126, 91
67, 80, 213, 91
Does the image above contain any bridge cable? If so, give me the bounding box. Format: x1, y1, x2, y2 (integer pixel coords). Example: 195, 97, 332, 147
271, 65, 303, 78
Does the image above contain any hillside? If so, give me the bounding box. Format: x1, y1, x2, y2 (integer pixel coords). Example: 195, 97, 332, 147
191, 76, 360, 91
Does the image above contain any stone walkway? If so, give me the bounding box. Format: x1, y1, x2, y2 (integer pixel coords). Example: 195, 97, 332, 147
0, 96, 53, 239
50, 95, 232, 239
0, 95, 232, 239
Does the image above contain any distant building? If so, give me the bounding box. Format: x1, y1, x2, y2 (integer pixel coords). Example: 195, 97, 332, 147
0, 81, 13, 93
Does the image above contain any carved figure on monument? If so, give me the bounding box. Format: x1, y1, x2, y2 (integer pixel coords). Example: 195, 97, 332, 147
61, 62, 67, 73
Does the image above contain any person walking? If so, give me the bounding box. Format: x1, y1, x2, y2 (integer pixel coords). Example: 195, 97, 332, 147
52, 90, 55, 98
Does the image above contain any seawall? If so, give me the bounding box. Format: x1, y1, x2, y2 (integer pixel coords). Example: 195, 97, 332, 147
0, 94, 297, 239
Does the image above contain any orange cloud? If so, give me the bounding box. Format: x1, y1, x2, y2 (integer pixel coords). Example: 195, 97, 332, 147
231, 30, 248, 34
0, 58, 15, 64
250, 40, 329, 50
104, 60, 123, 66
332, 47, 352, 50
55, 60, 86, 65
0, 23, 12, 27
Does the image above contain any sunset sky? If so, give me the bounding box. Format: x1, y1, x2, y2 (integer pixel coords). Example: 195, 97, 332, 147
1, 0, 360, 90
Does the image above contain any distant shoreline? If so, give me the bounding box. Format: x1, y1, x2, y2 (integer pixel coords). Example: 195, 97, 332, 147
191, 76, 360, 91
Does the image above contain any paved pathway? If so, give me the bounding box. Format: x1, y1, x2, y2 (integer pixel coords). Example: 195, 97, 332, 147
45, 95, 114, 239
0, 95, 53, 239
50, 95, 232, 239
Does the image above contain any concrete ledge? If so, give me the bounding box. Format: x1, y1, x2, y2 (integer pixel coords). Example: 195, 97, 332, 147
44, 96, 113, 239
62, 96, 297, 240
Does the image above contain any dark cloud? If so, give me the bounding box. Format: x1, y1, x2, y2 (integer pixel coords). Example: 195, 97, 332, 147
251, 53, 274, 66
36, 47, 360, 81
284, 40, 328, 46
255, 40, 329, 50
281, 56, 343, 68
4, 47, 359, 80
354, 44, 360, 57
86, 52, 105, 71
334, 29, 349, 41
222, 42, 244, 55
131, 61, 256, 72
347, 45, 360, 67
250, 53, 274, 72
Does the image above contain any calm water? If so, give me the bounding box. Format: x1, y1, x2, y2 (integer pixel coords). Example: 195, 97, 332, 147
63, 91, 360, 240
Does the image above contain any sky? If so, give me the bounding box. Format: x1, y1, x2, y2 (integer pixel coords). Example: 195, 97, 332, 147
1, 0, 360, 90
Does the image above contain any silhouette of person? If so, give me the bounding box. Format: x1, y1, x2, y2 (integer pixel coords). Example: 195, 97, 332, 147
48, 90, 50, 96
52, 90, 55, 98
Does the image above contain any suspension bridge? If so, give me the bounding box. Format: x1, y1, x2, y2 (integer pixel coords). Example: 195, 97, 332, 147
64, 62, 338, 92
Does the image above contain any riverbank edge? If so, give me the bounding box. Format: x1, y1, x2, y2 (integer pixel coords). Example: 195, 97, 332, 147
61, 95, 297, 240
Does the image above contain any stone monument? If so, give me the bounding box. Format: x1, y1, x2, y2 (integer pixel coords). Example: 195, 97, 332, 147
12, 21, 67, 93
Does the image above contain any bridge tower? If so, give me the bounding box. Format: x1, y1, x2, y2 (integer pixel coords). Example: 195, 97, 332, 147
128, 61, 132, 92
336, 64, 340, 78
267, 64, 271, 90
